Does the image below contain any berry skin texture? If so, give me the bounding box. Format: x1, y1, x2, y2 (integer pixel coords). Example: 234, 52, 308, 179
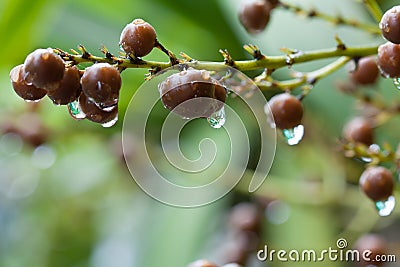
47, 66, 81, 105
342, 117, 374, 146
81, 63, 122, 109
158, 68, 227, 119
377, 41, 400, 78
359, 166, 394, 202
79, 93, 118, 124
268, 93, 303, 130
351, 57, 379, 85
380, 6, 400, 44
10, 64, 47, 101
239, 0, 273, 34
23, 48, 65, 91
119, 18, 157, 57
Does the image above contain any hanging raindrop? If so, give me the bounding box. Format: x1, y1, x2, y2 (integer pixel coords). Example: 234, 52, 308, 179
101, 115, 118, 128
207, 107, 226, 129
375, 195, 396, 217
68, 101, 86, 120
282, 125, 304, 146
393, 77, 400, 90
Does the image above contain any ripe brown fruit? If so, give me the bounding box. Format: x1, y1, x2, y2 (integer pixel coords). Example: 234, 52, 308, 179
47, 66, 81, 105
10, 64, 47, 101
158, 68, 227, 119
268, 93, 303, 130
380, 5, 400, 44
359, 166, 394, 202
377, 41, 400, 78
23, 48, 65, 91
342, 117, 374, 146
351, 57, 379, 85
119, 18, 157, 57
239, 0, 273, 34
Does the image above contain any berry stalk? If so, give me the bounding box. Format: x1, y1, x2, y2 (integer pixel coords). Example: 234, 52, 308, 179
279, 1, 381, 35
54, 43, 379, 75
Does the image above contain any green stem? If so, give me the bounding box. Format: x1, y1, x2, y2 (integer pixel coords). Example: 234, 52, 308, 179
256, 56, 352, 91
362, 0, 383, 22
55, 44, 379, 73
279, 1, 381, 35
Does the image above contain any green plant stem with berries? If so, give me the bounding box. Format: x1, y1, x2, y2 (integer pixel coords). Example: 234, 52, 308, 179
7, 1, 400, 266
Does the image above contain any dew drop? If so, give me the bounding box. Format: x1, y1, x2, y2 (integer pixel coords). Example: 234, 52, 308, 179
375, 195, 395, 217
207, 107, 225, 129
68, 101, 86, 119
282, 125, 304, 146
101, 115, 118, 128
393, 77, 400, 90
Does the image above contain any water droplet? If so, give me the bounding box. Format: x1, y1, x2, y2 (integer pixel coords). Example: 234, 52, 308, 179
282, 125, 304, 145
101, 115, 118, 128
24, 99, 41, 103
393, 77, 400, 90
375, 195, 395, 217
207, 107, 225, 129
68, 101, 86, 119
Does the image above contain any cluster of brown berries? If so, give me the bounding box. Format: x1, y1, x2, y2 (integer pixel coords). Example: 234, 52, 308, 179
9, 18, 158, 127
377, 6, 400, 78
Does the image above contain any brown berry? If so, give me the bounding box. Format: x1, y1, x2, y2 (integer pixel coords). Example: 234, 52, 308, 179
351, 57, 379, 85
229, 202, 262, 233
359, 166, 394, 202
268, 93, 303, 130
342, 117, 374, 145
354, 234, 387, 267
23, 48, 65, 91
380, 6, 400, 44
119, 18, 157, 57
158, 68, 227, 119
79, 93, 118, 125
377, 41, 400, 78
81, 63, 121, 109
47, 66, 81, 105
10, 64, 47, 101
239, 0, 273, 34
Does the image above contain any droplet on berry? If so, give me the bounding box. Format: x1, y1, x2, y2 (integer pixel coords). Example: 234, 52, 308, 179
23, 48, 65, 91
68, 100, 86, 120
342, 117, 374, 146
119, 18, 157, 57
79, 93, 118, 125
158, 68, 227, 119
207, 106, 226, 128
375, 195, 395, 217
351, 57, 379, 85
380, 5, 400, 44
359, 166, 394, 202
80, 63, 121, 109
239, 0, 273, 34
10, 64, 47, 102
377, 41, 400, 78
47, 66, 81, 105
282, 125, 304, 146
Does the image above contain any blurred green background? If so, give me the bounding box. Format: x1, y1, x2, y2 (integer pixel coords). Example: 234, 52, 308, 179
0, 0, 399, 266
